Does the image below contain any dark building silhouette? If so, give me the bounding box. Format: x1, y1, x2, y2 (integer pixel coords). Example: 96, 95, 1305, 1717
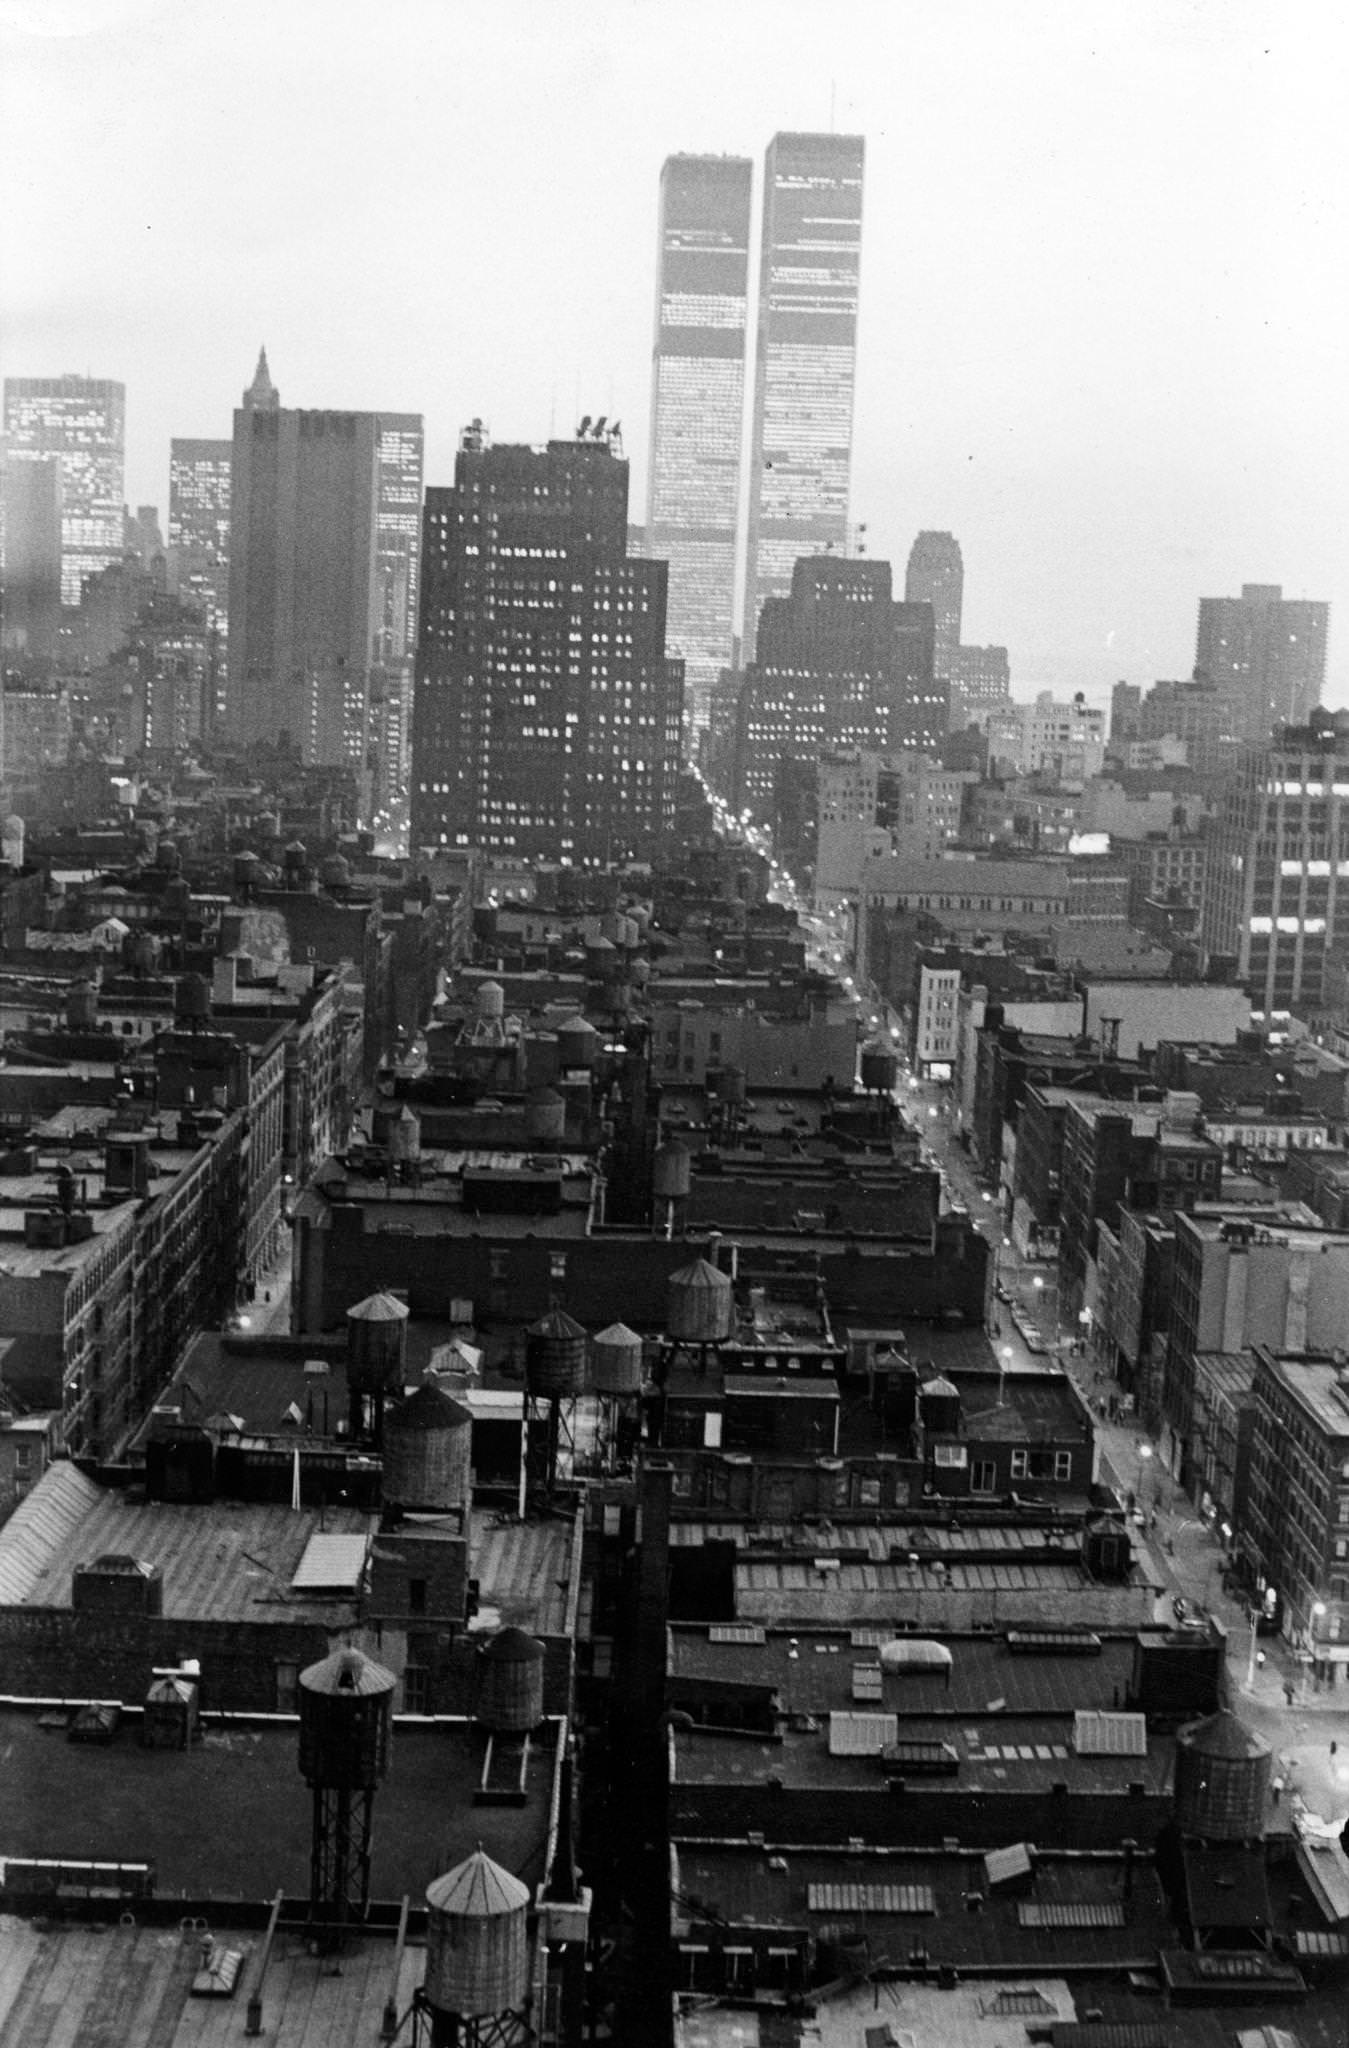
225, 352, 423, 796
904, 529, 963, 672
733, 557, 944, 830
0, 453, 62, 660
411, 423, 684, 863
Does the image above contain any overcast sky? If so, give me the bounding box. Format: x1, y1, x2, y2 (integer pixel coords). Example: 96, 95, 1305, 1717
2, 0, 1345, 707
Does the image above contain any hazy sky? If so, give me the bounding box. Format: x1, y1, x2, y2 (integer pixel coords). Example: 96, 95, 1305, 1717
2, 0, 1345, 708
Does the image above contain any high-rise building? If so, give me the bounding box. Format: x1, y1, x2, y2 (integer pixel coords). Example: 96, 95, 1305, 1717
904, 531, 963, 672
1200, 710, 1349, 1019
732, 557, 943, 851
411, 423, 684, 863
1195, 582, 1328, 744
168, 438, 232, 638
743, 132, 864, 655
947, 644, 1010, 731
226, 353, 423, 793
645, 154, 753, 723
3, 375, 126, 603
0, 454, 62, 660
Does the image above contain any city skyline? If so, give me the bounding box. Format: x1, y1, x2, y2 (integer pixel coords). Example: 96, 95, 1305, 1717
2, 1, 1343, 708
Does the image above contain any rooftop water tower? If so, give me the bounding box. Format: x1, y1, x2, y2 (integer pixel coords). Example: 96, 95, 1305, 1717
297, 1645, 396, 1942
346, 1290, 410, 1445
524, 1310, 586, 1506
589, 1322, 644, 1468
413, 1848, 532, 2046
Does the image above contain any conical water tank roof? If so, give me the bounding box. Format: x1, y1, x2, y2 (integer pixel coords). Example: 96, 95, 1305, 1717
591, 1321, 644, 1395
426, 1847, 530, 1918
349, 1290, 411, 1325
300, 1644, 397, 1697
667, 1257, 733, 1343
1177, 1707, 1271, 1761
922, 1374, 959, 1399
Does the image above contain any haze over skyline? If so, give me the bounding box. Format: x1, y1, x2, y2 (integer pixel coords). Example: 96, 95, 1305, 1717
2, 0, 1344, 709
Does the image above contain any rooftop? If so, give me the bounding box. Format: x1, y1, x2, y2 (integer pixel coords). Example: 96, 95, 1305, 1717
667, 1624, 1140, 1719
0, 1463, 373, 1624
1259, 1352, 1349, 1440
670, 1711, 1174, 1796
0, 1703, 560, 1903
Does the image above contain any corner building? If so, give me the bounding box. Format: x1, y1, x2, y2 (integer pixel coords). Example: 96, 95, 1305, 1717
412, 425, 684, 862
1201, 710, 1349, 1020
646, 154, 753, 719
743, 132, 864, 655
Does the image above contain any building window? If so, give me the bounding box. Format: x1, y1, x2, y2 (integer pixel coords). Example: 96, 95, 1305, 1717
408, 1577, 428, 1616
275, 1661, 299, 1713
971, 1460, 996, 1494
933, 1442, 968, 1468
852, 1473, 882, 1507
403, 1665, 429, 1714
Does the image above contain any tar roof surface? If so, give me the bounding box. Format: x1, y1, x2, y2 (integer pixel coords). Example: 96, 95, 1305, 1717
674, 1843, 1174, 1972
470, 1506, 580, 1638
0, 1464, 373, 1622
671, 1712, 1174, 1795
0, 1707, 560, 1903
667, 1626, 1139, 1718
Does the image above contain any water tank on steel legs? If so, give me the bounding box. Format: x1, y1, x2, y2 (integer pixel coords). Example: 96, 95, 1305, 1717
591, 1322, 644, 1396
424, 1849, 531, 2023
346, 1291, 410, 1395
476, 979, 505, 1021
297, 1647, 396, 1790
667, 1257, 733, 1343
1173, 1709, 1272, 1840
918, 1374, 962, 1434
383, 1384, 473, 1512
475, 1626, 546, 1734
525, 1309, 587, 1397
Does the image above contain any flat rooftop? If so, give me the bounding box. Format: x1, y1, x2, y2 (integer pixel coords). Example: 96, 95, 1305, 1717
0, 1919, 424, 2048
0, 1464, 373, 1625
671, 1711, 1174, 1796
0, 1705, 560, 1903
667, 1625, 1142, 1719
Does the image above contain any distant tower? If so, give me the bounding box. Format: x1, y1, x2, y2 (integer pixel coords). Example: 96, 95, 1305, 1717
297, 1646, 396, 1942
645, 153, 753, 726
243, 345, 279, 412
3, 374, 126, 602
904, 532, 963, 674
743, 132, 865, 656
1195, 582, 1328, 744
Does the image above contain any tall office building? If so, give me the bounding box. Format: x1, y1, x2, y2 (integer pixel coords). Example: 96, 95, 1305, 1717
645, 153, 753, 724
168, 438, 232, 637
226, 353, 423, 792
1195, 582, 1328, 745
412, 423, 683, 863
732, 557, 943, 848
1200, 710, 1349, 1018
3, 375, 126, 603
904, 531, 963, 672
742, 131, 865, 655
0, 454, 62, 660
947, 643, 1011, 730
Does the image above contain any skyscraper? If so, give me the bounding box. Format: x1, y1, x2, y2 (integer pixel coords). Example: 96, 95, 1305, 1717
1201, 710, 1349, 1017
732, 557, 943, 843
1195, 582, 1328, 745
742, 131, 865, 655
412, 423, 683, 863
0, 454, 62, 660
3, 375, 126, 603
168, 438, 232, 637
904, 531, 963, 672
226, 353, 423, 794
645, 153, 753, 723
